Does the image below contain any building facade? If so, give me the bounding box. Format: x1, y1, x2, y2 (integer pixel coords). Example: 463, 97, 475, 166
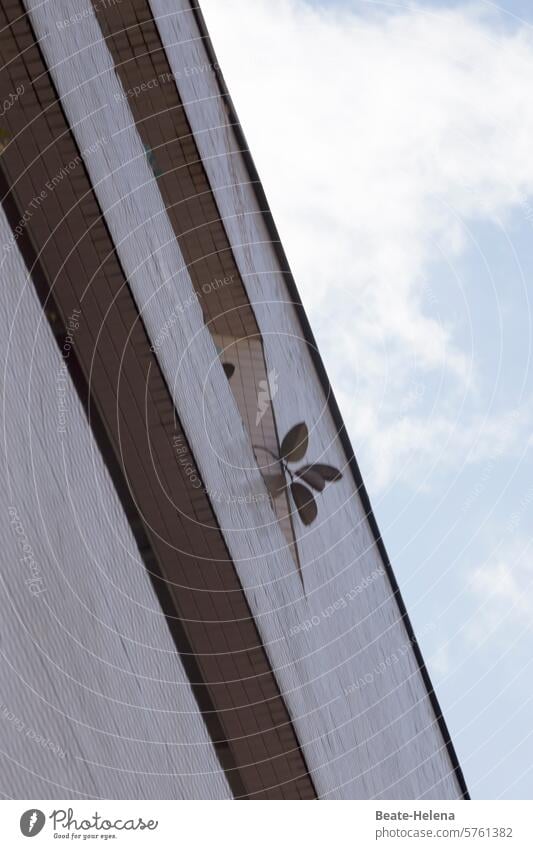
0, 0, 468, 800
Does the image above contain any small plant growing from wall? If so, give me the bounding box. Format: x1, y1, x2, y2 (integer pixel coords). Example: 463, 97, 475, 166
255, 422, 342, 526
143, 144, 162, 180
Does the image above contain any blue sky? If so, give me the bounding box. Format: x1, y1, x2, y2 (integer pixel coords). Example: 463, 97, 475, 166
311, 0, 533, 20
201, 0, 533, 798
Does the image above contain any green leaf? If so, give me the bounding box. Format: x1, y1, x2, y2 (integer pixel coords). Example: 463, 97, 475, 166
295, 465, 325, 491
280, 422, 308, 462
290, 481, 318, 526
311, 463, 342, 482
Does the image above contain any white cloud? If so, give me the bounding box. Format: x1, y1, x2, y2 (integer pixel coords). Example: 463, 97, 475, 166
364, 405, 531, 492
467, 537, 533, 647
201, 0, 533, 490
428, 640, 452, 680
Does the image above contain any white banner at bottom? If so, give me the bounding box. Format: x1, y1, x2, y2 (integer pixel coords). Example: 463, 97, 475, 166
1, 800, 532, 848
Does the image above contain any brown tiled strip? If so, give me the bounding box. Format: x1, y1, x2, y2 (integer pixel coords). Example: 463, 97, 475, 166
0, 0, 316, 799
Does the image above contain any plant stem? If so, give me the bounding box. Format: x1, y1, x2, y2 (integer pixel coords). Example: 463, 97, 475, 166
282, 460, 295, 481
251, 443, 280, 462
252, 443, 294, 482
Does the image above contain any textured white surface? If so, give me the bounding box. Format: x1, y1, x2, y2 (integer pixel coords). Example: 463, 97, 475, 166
0, 208, 231, 799
25, 0, 463, 798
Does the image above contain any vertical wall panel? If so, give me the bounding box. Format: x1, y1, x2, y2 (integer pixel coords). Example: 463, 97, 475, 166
0, 209, 231, 799
1, 0, 316, 798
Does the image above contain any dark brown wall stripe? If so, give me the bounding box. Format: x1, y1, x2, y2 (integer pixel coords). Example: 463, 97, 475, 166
1, 0, 316, 799
0, 163, 247, 799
